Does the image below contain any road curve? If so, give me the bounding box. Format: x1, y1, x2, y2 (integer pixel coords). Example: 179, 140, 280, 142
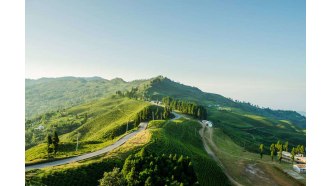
25, 122, 148, 172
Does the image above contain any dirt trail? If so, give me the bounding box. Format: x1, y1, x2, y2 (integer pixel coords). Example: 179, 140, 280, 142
201, 124, 305, 186
199, 122, 243, 186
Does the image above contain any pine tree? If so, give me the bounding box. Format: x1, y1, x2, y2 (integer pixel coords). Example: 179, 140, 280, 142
52, 131, 60, 155
259, 144, 264, 159
291, 147, 296, 164
47, 134, 53, 158
284, 141, 289, 152
270, 143, 275, 161
145, 176, 153, 186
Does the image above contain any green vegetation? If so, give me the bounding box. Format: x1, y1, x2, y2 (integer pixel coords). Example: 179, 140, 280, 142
111, 148, 199, 185
276, 141, 283, 163
26, 129, 152, 186
133, 105, 172, 126
144, 119, 230, 186
99, 167, 126, 186
270, 144, 275, 161
259, 144, 264, 159
26, 157, 123, 186
209, 128, 305, 186
25, 75, 306, 185
291, 148, 296, 164
46, 131, 60, 158
143, 76, 305, 129
25, 96, 164, 163
26, 76, 151, 119
207, 109, 305, 154
162, 96, 207, 119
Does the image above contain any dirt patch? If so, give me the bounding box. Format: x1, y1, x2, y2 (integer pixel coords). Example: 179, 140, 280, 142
204, 126, 305, 186
242, 163, 279, 186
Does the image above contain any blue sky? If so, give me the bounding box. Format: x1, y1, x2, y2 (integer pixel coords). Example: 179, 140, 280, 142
26, 0, 306, 112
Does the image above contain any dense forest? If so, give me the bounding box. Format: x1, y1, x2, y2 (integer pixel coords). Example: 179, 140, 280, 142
162, 97, 207, 120
99, 148, 199, 186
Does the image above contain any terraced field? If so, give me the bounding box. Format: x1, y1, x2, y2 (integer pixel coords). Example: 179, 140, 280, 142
207, 109, 306, 154
145, 119, 231, 186
26, 96, 150, 163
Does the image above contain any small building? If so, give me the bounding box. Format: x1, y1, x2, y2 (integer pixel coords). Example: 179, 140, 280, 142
279, 151, 306, 164
295, 156, 306, 164
34, 125, 44, 130
280, 151, 292, 162
293, 164, 306, 174
202, 120, 213, 127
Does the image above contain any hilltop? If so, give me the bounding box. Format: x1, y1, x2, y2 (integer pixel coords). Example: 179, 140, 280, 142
26, 75, 306, 128
135, 76, 305, 129
25, 76, 150, 119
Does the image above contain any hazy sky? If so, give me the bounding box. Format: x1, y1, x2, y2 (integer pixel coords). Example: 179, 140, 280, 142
26, 0, 306, 112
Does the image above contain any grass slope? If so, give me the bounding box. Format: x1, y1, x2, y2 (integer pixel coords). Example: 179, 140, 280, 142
145, 119, 230, 186
26, 130, 152, 186
25, 76, 150, 119
26, 96, 150, 163
207, 109, 306, 154
144, 76, 306, 129
209, 127, 305, 185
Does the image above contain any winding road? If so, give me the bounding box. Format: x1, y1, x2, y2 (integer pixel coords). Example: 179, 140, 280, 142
25, 122, 148, 172
26, 110, 242, 185
26, 112, 182, 172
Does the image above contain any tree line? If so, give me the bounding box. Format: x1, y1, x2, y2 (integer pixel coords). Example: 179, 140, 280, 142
115, 87, 146, 100
133, 105, 172, 127
162, 96, 207, 120
259, 140, 305, 164
99, 148, 199, 186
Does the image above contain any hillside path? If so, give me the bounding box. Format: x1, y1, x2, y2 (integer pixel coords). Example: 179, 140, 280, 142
198, 121, 244, 186
25, 122, 148, 172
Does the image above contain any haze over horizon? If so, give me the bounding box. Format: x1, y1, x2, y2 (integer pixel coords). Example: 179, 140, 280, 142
26, 0, 306, 112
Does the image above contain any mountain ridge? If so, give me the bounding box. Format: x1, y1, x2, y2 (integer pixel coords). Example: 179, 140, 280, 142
25, 75, 305, 128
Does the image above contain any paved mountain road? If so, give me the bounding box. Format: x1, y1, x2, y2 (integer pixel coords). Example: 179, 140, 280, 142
25, 122, 148, 171
26, 112, 182, 172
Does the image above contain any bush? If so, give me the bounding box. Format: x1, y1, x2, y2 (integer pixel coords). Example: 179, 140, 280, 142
99, 167, 126, 186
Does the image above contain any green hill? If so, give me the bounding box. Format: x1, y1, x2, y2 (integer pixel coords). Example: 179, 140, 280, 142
144, 119, 230, 186
26, 75, 305, 157
143, 76, 306, 129
25, 76, 150, 119
26, 75, 305, 129
25, 75, 305, 185
25, 96, 151, 162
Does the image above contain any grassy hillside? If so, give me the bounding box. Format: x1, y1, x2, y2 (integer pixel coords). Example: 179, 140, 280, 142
208, 127, 305, 185
26, 130, 152, 186
145, 119, 230, 186
26, 118, 231, 186
25, 96, 151, 163
207, 109, 306, 154
26, 75, 305, 129
25, 76, 151, 119
143, 76, 306, 129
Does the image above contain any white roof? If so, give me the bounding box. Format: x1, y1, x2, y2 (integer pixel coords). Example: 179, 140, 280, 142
282, 151, 291, 156
294, 164, 306, 169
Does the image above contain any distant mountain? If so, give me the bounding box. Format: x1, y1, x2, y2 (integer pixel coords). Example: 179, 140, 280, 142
25, 76, 150, 119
